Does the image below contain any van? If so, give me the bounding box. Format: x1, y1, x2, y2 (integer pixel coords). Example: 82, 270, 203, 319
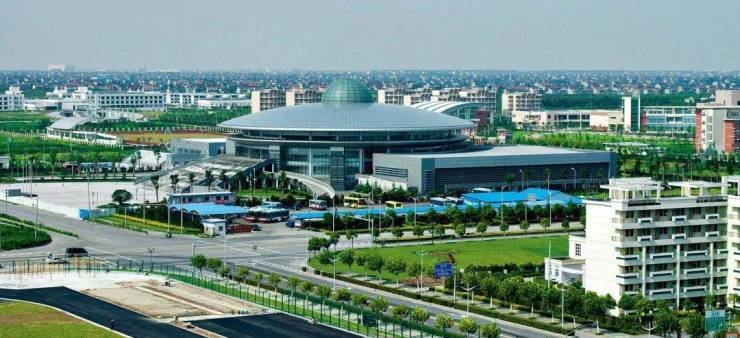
64, 247, 89, 258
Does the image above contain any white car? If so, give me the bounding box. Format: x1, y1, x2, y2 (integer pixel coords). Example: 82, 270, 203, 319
46, 256, 68, 264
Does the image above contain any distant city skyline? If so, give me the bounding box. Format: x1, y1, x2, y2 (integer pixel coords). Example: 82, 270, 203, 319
1, 0, 739, 71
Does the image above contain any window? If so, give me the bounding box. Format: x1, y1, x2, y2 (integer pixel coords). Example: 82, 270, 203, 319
575, 243, 582, 257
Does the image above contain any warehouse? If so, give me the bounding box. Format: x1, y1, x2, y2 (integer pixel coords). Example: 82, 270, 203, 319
369, 145, 616, 195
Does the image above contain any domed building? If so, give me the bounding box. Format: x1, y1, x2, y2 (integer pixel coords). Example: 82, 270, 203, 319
220, 79, 475, 190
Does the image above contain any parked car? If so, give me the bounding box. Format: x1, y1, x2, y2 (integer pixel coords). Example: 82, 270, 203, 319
46, 256, 68, 264
64, 247, 89, 258
250, 224, 261, 231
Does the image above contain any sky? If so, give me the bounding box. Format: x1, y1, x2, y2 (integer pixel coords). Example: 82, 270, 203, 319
1, 0, 738, 71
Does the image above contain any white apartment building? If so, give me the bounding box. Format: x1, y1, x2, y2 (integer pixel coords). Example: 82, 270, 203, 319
512, 109, 622, 130
88, 91, 165, 111
0, 86, 25, 111
589, 110, 625, 131
165, 91, 209, 107
286, 87, 323, 106
250, 89, 285, 113
725, 177, 740, 299
583, 178, 727, 308
377, 87, 433, 106
501, 90, 541, 114
431, 87, 496, 111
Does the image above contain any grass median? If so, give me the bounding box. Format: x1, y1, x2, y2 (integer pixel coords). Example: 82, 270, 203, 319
97, 213, 202, 235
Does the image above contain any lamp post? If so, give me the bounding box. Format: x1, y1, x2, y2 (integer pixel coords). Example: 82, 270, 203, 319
34, 195, 39, 239
411, 197, 418, 228
499, 185, 507, 224
147, 247, 154, 271
462, 284, 477, 315
329, 256, 339, 290
415, 250, 430, 294
560, 286, 565, 328
518, 169, 524, 191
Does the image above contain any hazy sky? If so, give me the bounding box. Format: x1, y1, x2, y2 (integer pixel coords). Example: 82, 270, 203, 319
1, 0, 738, 71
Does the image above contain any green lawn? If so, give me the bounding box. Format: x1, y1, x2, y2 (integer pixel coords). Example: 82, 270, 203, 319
0, 111, 51, 132
98, 213, 201, 235
0, 222, 51, 251
0, 301, 119, 338
310, 236, 568, 281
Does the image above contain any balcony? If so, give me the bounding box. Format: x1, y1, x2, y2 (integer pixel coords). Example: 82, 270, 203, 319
617, 272, 639, 279
705, 213, 721, 220
683, 285, 706, 293
672, 215, 687, 222
684, 250, 708, 257
650, 252, 674, 259
672, 233, 687, 240
638, 217, 653, 224
683, 267, 708, 275
649, 270, 674, 278
617, 254, 640, 260
638, 235, 653, 242
649, 288, 674, 296
706, 231, 720, 238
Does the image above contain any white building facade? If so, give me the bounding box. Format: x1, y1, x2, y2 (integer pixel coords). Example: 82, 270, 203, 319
501, 90, 541, 115
0, 86, 25, 111
583, 178, 728, 308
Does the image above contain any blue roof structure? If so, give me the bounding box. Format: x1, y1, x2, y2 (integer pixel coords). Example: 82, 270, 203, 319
291, 189, 580, 221
461, 188, 581, 205
169, 203, 247, 216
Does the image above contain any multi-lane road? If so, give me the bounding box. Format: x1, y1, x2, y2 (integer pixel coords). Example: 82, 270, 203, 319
0, 202, 565, 338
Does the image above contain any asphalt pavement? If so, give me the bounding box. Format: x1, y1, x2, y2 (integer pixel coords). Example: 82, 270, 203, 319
191, 313, 361, 338
0, 286, 201, 338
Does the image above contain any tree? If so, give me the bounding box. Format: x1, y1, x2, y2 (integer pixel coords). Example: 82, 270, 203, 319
411, 306, 430, 327
254, 272, 264, 291
206, 257, 223, 270
369, 296, 390, 336
540, 218, 550, 229
287, 276, 300, 303
654, 303, 681, 336
479, 322, 501, 338
150, 175, 161, 202
433, 224, 446, 239
386, 257, 407, 287
332, 287, 352, 303
307, 237, 323, 256
412, 224, 424, 244
366, 253, 385, 282
455, 223, 466, 237
299, 281, 315, 309
391, 226, 404, 244
355, 252, 368, 279
188, 172, 196, 186
219, 169, 228, 190
519, 220, 530, 233
111, 189, 133, 206
236, 266, 250, 282
476, 222, 488, 235
458, 317, 479, 338
191, 254, 207, 272
499, 221, 509, 235
314, 284, 333, 317
407, 262, 421, 289
339, 249, 355, 273
169, 174, 180, 193
391, 304, 410, 336
681, 312, 705, 338
434, 313, 455, 333
617, 294, 637, 315
268, 273, 281, 292
561, 218, 570, 230
218, 266, 230, 278
204, 169, 214, 192
345, 230, 358, 248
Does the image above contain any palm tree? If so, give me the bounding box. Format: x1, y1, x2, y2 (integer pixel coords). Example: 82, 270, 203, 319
153, 149, 162, 170
219, 169, 228, 190
170, 174, 180, 194
188, 172, 196, 188
204, 169, 214, 192
150, 175, 160, 202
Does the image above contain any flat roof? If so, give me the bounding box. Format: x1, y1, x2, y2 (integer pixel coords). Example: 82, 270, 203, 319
668, 181, 722, 189
176, 138, 227, 143
169, 203, 247, 216
381, 145, 596, 159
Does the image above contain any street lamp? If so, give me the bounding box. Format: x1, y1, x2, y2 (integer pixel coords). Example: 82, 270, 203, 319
518, 169, 524, 191
415, 250, 430, 294
328, 255, 339, 290
461, 284, 477, 315
147, 248, 155, 271
499, 185, 508, 224
410, 197, 418, 228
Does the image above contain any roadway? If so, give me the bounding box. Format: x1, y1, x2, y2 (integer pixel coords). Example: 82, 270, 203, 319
0, 202, 564, 338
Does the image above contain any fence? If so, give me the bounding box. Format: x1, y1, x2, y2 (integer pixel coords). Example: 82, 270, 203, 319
0, 257, 464, 338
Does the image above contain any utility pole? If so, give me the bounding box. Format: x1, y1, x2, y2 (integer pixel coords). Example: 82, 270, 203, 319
329, 256, 339, 290
461, 284, 477, 315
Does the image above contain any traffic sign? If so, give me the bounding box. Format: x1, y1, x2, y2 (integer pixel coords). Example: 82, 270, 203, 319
434, 263, 453, 278
705, 309, 726, 333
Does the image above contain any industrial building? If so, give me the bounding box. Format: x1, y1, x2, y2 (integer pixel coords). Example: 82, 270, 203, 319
368, 145, 616, 194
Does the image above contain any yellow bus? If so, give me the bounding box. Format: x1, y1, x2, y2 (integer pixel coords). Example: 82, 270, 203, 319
343, 196, 369, 208
385, 201, 403, 208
